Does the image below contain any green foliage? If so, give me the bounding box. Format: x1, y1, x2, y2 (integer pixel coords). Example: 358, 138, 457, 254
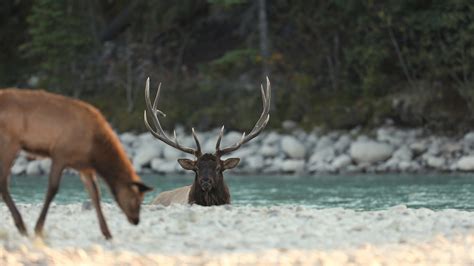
21, 0, 92, 93
2, 0, 474, 131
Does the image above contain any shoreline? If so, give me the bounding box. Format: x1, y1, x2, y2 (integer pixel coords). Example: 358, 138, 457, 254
10, 125, 474, 176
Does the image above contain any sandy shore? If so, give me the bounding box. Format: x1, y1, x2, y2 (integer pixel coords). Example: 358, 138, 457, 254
1, 204, 474, 265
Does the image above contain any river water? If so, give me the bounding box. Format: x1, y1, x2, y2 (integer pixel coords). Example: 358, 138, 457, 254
7, 173, 474, 210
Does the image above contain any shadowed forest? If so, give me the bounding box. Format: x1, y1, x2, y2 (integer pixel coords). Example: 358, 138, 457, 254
1, 0, 473, 133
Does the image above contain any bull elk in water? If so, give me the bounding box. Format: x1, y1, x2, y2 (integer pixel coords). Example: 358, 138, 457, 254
144, 77, 271, 206
0, 89, 153, 239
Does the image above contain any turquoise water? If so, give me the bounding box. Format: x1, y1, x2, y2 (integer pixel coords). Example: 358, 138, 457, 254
6, 174, 474, 210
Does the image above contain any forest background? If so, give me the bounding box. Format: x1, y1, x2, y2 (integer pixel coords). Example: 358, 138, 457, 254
1, 0, 473, 134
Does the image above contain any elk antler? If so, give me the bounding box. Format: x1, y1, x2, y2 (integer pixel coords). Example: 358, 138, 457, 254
144, 78, 202, 157
215, 77, 271, 157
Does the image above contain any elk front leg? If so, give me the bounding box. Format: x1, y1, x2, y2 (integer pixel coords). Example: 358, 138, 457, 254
0, 140, 27, 236
80, 171, 112, 239
34, 162, 64, 237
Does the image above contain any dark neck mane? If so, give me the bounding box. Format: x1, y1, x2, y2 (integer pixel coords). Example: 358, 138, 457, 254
188, 178, 230, 206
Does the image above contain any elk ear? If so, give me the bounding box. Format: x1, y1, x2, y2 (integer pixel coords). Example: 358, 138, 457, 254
223, 158, 240, 170
178, 159, 195, 170
132, 182, 154, 193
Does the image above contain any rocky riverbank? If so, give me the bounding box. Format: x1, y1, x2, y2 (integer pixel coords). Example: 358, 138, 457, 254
11, 125, 474, 176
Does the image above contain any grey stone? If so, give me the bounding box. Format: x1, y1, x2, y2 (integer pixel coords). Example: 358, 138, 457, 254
350, 141, 394, 164
455, 156, 474, 171
331, 154, 352, 170
281, 159, 305, 173
281, 136, 306, 159
26, 160, 42, 176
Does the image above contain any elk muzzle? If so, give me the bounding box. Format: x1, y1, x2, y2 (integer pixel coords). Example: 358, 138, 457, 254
200, 178, 213, 192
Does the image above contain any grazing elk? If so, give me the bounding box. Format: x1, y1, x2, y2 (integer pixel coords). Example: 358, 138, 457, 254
144, 77, 271, 206
0, 89, 153, 239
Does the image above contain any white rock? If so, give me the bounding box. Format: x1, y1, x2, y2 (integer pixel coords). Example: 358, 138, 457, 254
281, 136, 306, 159
38, 159, 52, 174
163, 145, 184, 160
308, 147, 335, 164
455, 156, 474, 171
350, 141, 394, 164
463, 132, 474, 146
133, 143, 162, 167
244, 155, 264, 172
26, 161, 42, 176
222, 131, 244, 147
392, 146, 413, 161
152, 160, 180, 174
260, 145, 279, 157
331, 155, 352, 170
120, 133, 137, 146
281, 159, 305, 173
262, 132, 280, 145
409, 141, 427, 155
334, 135, 351, 153
263, 157, 284, 173
316, 136, 333, 151
11, 157, 28, 176
423, 155, 446, 169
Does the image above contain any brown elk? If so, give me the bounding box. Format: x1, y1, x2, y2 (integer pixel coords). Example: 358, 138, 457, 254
0, 89, 153, 239
144, 77, 271, 206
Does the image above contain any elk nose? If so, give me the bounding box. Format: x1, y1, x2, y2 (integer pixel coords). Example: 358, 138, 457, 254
201, 179, 212, 191
128, 216, 140, 225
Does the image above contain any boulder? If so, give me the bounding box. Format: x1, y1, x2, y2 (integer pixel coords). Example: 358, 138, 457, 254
350, 141, 393, 164
334, 135, 351, 153
244, 155, 264, 172
133, 143, 162, 167
26, 160, 42, 176
463, 132, 474, 146
120, 133, 137, 146
163, 145, 184, 160
281, 159, 305, 173
315, 136, 333, 151
38, 159, 52, 174
331, 154, 352, 170
423, 155, 446, 169
409, 141, 428, 155
262, 132, 281, 145
260, 145, 279, 157
281, 136, 306, 159
392, 146, 413, 161
308, 147, 335, 164
11, 157, 28, 176
151, 159, 180, 174
455, 156, 474, 171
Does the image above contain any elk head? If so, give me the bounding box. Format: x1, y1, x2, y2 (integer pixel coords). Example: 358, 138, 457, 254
144, 77, 271, 205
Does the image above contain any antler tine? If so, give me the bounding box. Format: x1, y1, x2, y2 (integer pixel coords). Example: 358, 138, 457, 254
216, 78, 271, 156
144, 78, 200, 156
191, 128, 202, 156
215, 126, 225, 151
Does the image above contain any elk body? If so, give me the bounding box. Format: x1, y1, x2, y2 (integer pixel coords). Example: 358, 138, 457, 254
0, 89, 152, 239
145, 78, 271, 206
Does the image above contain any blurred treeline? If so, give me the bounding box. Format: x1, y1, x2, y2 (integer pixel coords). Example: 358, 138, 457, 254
1, 0, 473, 133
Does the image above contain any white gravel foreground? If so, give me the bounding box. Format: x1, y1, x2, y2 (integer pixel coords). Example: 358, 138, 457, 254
1, 204, 474, 265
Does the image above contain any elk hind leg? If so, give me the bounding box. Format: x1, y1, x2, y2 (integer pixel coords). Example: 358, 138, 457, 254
34, 161, 64, 237
80, 170, 112, 239
0, 140, 27, 236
